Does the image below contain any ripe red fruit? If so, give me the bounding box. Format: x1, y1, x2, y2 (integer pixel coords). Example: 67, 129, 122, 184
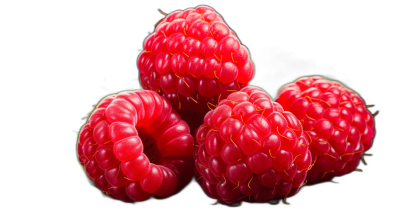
77, 90, 194, 202
193, 86, 311, 204
138, 5, 254, 134
276, 76, 376, 184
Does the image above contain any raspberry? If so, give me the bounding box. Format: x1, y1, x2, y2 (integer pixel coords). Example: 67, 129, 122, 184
276, 76, 376, 184
193, 86, 311, 204
138, 5, 254, 134
77, 90, 194, 202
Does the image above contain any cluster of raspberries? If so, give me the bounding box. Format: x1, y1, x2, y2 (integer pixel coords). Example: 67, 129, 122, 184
77, 5, 377, 205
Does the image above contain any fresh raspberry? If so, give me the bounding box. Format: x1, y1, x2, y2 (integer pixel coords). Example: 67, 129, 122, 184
77, 90, 194, 202
138, 5, 254, 134
193, 86, 311, 204
276, 76, 376, 184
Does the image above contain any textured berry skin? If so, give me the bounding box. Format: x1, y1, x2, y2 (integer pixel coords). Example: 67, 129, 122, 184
276, 76, 376, 184
77, 90, 194, 202
138, 5, 254, 134
193, 86, 311, 204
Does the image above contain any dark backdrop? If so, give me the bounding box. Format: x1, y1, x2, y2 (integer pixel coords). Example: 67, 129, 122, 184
58, 1, 390, 221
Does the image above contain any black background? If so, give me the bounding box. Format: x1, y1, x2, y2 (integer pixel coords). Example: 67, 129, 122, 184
54, 1, 397, 221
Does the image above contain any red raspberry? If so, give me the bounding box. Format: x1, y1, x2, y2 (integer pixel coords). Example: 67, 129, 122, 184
77, 90, 194, 202
138, 5, 254, 134
193, 86, 311, 204
276, 76, 376, 184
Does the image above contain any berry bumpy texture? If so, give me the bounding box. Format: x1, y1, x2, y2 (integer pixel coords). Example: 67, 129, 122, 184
138, 5, 254, 134
193, 86, 311, 204
77, 90, 194, 202
276, 76, 376, 184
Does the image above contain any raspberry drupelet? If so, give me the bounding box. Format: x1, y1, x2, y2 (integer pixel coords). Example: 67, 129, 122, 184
276, 76, 376, 184
193, 86, 312, 204
138, 5, 255, 134
77, 90, 194, 202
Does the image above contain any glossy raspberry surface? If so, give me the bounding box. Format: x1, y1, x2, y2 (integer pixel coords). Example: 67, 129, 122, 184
276, 76, 376, 184
138, 5, 254, 134
193, 86, 311, 204
77, 90, 194, 202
